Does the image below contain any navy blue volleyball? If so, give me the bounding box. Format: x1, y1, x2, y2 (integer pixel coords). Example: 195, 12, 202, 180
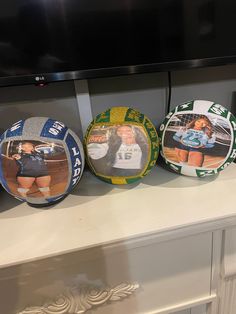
0, 117, 84, 206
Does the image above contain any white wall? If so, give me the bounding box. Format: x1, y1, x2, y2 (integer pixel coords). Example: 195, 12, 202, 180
88, 72, 167, 127
172, 64, 236, 111
89, 64, 236, 129
0, 63, 236, 136
0, 81, 82, 137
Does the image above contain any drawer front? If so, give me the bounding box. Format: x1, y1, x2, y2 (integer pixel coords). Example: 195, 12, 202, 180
0, 232, 212, 314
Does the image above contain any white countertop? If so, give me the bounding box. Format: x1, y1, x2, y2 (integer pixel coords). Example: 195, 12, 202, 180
1, 163, 236, 268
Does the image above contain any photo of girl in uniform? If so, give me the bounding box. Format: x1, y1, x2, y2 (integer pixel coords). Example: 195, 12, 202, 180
87, 125, 149, 176
1, 140, 68, 198
163, 114, 232, 168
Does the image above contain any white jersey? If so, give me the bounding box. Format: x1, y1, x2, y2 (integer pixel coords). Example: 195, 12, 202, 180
113, 143, 142, 169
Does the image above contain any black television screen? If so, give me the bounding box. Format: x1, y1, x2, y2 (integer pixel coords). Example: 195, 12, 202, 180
0, 0, 236, 86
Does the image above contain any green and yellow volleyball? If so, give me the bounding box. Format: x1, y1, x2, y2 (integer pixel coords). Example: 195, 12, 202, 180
84, 107, 159, 184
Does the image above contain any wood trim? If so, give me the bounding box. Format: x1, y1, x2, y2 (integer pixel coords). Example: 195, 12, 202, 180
146, 295, 216, 314
74, 79, 93, 136
207, 231, 223, 314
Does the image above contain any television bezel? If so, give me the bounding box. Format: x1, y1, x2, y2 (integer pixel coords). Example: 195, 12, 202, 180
1, 55, 236, 87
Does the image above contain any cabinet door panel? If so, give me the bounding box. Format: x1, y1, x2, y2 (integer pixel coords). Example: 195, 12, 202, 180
0, 233, 212, 314
191, 304, 207, 314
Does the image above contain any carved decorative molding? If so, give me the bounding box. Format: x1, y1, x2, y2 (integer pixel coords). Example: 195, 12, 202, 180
17, 282, 139, 314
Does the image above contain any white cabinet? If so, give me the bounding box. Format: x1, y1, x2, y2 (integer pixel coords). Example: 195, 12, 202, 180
1, 65, 236, 313
0, 233, 212, 314
174, 306, 207, 314
1, 151, 236, 314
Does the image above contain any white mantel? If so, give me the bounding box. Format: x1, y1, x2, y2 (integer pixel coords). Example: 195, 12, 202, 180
1, 163, 236, 269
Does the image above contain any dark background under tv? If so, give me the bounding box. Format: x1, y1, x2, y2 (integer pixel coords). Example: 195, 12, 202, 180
0, 0, 236, 87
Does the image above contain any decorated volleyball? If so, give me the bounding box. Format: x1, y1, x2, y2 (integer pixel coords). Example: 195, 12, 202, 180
159, 100, 236, 177
84, 106, 159, 184
0, 117, 84, 206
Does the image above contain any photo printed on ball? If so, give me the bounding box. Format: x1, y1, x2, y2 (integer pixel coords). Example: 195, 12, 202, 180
87, 124, 149, 177
163, 113, 232, 169
1, 140, 68, 199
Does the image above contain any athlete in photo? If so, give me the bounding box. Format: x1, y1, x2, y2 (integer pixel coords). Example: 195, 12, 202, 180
11, 142, 51, 198
173, 116, 216, 167
88, 125, 149, 176
110, 125, 145, 175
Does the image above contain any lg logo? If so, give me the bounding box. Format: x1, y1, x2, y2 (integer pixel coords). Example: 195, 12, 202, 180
35, 76, 45, 81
